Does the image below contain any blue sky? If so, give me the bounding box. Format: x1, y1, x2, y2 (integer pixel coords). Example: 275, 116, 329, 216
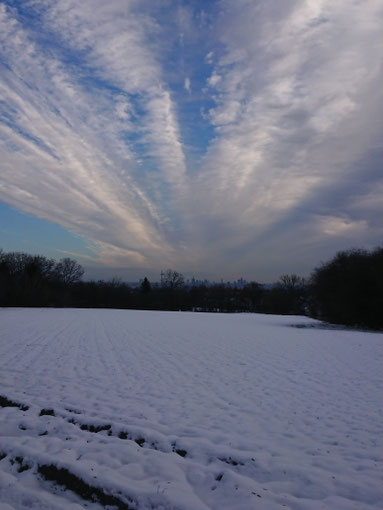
1, 0, 383, 282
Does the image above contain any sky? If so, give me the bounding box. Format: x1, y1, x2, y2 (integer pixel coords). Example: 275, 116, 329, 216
1, 0, 383, 282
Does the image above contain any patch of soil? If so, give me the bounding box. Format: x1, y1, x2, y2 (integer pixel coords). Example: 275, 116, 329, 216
79, 423, 111, 433
38, 464, 134, 510
68, 419, 159, 452
40, 408, 55, 417
0, 395, 29, 411
171, 442, 187, 457
14, 456, 31, 473
218, 456, 244, 466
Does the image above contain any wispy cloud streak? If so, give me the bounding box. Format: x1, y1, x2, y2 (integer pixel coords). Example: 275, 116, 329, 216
187, 0, 383, 275
0, 1, 187, 268
1, 0, 382, 279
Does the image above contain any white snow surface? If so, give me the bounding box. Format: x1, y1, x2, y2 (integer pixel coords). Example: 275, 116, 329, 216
0, 308, 382, 510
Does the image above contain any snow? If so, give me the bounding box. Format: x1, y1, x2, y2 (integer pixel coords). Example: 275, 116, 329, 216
0, 308, 382, 510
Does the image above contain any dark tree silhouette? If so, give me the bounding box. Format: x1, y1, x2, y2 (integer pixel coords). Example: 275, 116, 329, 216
2, 246, 381, 329
55, 257, 84, 285
140, 277, 151, 293
309, 247, 383, 330
161, 269, 184, 289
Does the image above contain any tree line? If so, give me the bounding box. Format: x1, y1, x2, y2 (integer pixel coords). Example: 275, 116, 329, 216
1, 247, 382, 330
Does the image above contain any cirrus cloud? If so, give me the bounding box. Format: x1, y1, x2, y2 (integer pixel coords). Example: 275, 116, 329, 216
1, 0, 382, 280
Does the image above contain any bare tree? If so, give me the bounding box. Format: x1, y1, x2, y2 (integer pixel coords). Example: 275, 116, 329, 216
55, 257, 84, 285
279, 274, 305, 289
161, 269, 184, 289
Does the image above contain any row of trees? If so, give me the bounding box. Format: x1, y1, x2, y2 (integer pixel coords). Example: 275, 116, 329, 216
1, 247, 382, 330
0, 250, 84, 307
310, 247, 383, 330
0, 250, 308, 313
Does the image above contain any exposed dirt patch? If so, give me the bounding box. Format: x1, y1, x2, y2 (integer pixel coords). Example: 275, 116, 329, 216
14, 456, 31, 473
218, 457, 244, 466
80, 423, 111, 433
38, 464, 134, 510
68, 419, 159, 451
40, 408, 55, 417
0, 395, 29, 411
6, 455, 31, 473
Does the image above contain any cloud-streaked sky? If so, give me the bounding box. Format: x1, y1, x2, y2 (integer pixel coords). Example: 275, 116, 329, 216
1, 0, 383, 282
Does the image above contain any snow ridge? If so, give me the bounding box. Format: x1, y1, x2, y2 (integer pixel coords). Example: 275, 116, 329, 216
0, 308, 382, 510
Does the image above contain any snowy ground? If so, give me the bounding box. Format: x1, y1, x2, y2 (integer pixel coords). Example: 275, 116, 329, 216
0, 308, 382, 510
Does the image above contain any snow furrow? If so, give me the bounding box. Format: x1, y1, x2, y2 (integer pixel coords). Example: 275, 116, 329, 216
1, 308, 382, 510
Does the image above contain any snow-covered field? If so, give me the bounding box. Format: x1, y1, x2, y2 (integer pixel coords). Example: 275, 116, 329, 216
0, 309, 382, 510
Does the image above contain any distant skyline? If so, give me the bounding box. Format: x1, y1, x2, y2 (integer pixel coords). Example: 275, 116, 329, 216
1, 0, 383, 282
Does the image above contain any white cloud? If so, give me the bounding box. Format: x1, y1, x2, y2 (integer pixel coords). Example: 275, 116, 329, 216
1, 0, 383, 279
184, 77, 191, 93
317, 215, 367, 237
0, 1, 187, 270
205, 51, 214, 64
184, 0, 383, 276
207, 71, 221, 88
